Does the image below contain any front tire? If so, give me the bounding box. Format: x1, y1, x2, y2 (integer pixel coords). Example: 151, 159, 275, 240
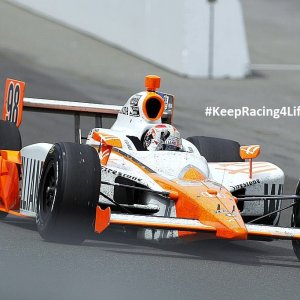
36, 142, 101, 244
291, 180, 300, 260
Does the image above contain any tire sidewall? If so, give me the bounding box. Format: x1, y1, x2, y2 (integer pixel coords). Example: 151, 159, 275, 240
291, 182, 300, 227
36, 144, 66, 238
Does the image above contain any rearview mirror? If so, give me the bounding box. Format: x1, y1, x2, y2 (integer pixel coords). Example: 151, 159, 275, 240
240, 145, 261, 160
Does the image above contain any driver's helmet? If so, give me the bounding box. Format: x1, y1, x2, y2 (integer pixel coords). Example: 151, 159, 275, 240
143, 124, 183, 151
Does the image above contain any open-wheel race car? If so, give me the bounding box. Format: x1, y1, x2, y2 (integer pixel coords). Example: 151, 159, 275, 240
1, 75, 300, 259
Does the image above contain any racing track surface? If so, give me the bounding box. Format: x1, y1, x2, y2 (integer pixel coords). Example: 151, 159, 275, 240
0, 1, 300, 299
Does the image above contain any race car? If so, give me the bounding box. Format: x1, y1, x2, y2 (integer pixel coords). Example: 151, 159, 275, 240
1, 75, 300, 260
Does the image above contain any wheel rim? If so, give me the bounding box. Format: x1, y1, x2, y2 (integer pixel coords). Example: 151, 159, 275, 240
40, 162, 58, 220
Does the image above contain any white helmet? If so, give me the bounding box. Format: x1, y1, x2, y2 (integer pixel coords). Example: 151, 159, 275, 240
143, 124, 182, 151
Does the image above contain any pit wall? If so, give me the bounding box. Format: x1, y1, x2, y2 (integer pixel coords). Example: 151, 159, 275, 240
9, 0, 250, 78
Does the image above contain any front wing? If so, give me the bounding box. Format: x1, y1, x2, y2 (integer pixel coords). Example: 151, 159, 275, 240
95, 206, 300, 241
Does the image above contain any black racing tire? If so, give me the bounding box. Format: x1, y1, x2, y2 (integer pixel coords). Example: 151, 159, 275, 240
0, 120, 22, 220
186, 136, 243, 162
36, 142, 101, 244
291, 180, 300, 260
0, 120, 22, 151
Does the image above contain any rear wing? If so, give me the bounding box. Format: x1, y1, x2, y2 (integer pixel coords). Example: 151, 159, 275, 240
24, 98, 122, 143
2, 78, 174, 143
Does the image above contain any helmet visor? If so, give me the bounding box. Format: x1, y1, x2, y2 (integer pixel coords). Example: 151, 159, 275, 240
162, 144, 180, 151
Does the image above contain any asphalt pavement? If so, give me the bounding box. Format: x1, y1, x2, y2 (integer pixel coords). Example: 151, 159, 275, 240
0, 1, 300, 299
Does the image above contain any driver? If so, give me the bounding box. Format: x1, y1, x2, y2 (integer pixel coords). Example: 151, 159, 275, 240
143, 124, 183, 151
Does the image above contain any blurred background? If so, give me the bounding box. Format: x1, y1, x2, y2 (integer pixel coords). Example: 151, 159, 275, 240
0, 1, 300, 299
0, 0, 299, 181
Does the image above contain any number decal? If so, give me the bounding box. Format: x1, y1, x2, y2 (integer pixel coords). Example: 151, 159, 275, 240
2, 79, 25, 127
6, 82, 20, 123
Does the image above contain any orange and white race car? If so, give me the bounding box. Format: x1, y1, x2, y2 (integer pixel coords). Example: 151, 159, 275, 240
1, 75, 300, 259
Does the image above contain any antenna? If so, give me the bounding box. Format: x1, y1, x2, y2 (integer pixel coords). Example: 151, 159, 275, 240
219, 165, 226, 192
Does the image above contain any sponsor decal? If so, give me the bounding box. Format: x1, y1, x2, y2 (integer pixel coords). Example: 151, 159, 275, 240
203, 179, 225, 189
163, 95, 170, 110
130, 95, 141, 106
241, 145, 260, 155
124, 139, 133, 150
230, 179, 261, 191
119, 95, 141, 117
215, 162, 278, 174
129, 95, 141, 117
21, 157, 43, 212
102, 166, 142, 182
157, 92, 174, 111
120, 106, 128, 115
215, 210, 237, 217
130, 106, 140, 117
215, 204, 237, 217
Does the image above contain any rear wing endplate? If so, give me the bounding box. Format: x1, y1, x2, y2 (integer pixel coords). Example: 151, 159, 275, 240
2, 79, 25, 127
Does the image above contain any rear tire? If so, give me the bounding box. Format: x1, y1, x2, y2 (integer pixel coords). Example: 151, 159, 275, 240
0, 120, 22, 220
36, 142, 101, 244
291, 180, 300, 260
0, 120, 22, 151
186, 136, 243, 162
